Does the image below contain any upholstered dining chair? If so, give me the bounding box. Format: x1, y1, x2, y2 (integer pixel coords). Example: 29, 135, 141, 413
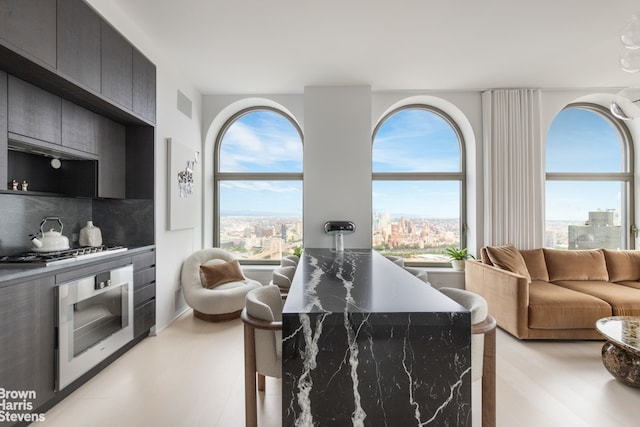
404, 266, 430, 284
385, 255, 405, 267
385, 255, 430, 285
181, 248, 262, 322
270, 265, 296, 297
242, 285, 283, 427
439, 287, 496, 427
280, 255, 299, 268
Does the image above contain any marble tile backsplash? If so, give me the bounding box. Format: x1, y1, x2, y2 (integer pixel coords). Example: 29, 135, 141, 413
0, 194, 154, 254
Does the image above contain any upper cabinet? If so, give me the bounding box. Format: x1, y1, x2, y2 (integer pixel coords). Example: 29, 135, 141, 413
57, 0, 101, 93
0, 0, 155, 126
0, 71, 7, 187
8, 75, 62, 145
0, 0, 56, 69
101, 21, 133, 111
133, 49, 156, 124
61, 100, 99, 156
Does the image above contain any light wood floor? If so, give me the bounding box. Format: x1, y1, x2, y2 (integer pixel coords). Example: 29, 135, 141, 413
39, 310, 640, 426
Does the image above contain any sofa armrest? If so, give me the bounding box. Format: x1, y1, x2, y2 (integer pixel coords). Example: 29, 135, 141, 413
465, 260, 530, 339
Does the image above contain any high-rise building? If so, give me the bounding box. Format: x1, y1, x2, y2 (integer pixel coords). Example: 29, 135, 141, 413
568, 209, 621, 250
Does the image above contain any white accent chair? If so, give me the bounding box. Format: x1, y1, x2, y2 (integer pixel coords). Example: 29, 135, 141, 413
181, 248, 262, 322
242, 285, 283, 427
439, 287, 496, 427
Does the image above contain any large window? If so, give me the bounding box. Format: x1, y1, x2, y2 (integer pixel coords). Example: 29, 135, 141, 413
214, 107, 303, 262
372, 105, 466, 265
545, 104, 634, 250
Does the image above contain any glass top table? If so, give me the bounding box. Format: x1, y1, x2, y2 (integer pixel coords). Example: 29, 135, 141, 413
596, 316, 640, 354
595, 316, 640, 387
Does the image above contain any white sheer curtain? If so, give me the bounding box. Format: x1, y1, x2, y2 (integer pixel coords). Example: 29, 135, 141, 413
482, 89, 544, 249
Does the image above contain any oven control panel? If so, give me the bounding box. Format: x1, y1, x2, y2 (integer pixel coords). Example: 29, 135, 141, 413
95, 271, 112, 290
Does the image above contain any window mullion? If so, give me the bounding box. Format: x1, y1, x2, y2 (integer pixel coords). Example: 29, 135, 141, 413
546, 172, 633, 181
372, 172, 464, 181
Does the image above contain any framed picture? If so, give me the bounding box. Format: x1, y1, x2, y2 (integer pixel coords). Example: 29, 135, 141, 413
168, 138, 199, 230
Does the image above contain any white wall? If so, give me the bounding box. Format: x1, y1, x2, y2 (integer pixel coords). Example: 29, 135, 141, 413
87, 0, 203, 331
303, 86, 372, 248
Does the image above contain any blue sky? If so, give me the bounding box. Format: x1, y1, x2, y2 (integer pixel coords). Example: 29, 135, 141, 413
219, 110, 303, 215
219, 107, 625, 222
546, 108, 624, 221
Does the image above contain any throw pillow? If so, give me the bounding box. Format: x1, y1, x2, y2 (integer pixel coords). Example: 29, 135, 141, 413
602, 249, 640, 282
200, 259, 245, 289
519, 248, 549, 282
485, 244, 532, 283
543, 248, 608, 281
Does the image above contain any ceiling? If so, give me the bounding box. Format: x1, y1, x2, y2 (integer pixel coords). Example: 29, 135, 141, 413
108, 0, 640, 94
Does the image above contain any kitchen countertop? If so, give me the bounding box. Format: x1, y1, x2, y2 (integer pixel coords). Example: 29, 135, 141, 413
282, 248, 471, 425
284, 248, 466, 315
0, 245, 155, 287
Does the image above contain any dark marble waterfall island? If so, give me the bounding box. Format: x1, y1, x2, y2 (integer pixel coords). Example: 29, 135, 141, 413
282, 248, 471, 426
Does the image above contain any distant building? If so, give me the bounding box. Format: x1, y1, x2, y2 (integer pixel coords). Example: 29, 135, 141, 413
568, 209, 621, 250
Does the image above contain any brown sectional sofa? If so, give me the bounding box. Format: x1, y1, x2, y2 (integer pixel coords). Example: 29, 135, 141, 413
465, 246, 640, 340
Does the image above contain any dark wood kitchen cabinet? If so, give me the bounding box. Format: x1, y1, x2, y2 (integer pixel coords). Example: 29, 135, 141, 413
132, 249, 156, 338
0, 0, 56, 69
61, 100, 99, 156
97, 115, 126, 199
57, 0, 101, 93
0, 276, 56, 410
8, 75, 62, 146
132, 48, 156, 124
0, 70, 7, 188
101, 21, 133, 111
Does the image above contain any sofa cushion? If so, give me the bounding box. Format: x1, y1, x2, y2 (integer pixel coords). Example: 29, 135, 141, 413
528, 280, 611, 329
543, 249, 609, 282
485, 244, 531, 283
616, 281, 640, 290
603, 249, 640, 282
519, 248, 549, 282
553, 280, 640, 316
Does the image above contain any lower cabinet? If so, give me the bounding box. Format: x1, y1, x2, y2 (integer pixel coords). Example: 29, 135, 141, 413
132, 249, 156, 337
0, 277, 56, 413
0, 249, 155, 424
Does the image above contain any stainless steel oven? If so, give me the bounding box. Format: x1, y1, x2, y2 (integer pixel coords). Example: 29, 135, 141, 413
56, 264, 133, 390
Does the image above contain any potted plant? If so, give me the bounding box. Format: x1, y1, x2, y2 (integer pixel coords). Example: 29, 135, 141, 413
445, 247, 474, 271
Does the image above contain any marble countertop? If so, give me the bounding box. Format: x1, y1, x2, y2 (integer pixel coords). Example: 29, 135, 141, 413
283, 248, 467, 316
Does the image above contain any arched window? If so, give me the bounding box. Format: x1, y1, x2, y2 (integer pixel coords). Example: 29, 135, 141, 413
214, 107, 303, 262
372, 105, 466, 266
545, 104, 634, 250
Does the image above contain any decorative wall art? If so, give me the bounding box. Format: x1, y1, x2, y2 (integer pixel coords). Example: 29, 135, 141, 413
168, 138, 200, 230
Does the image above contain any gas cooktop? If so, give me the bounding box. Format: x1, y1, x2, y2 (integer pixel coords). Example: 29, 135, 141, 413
0, 245, 128, 267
